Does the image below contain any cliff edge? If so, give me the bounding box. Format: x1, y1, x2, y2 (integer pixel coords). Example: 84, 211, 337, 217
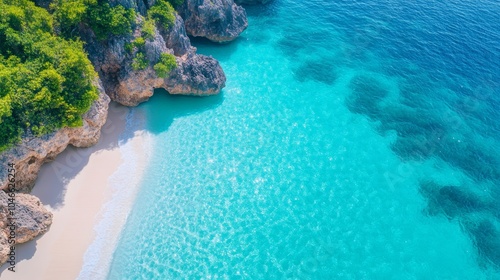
0, 0, 268, 266
0, 87, 109, 265
0, 87, 110, 193
83, 13, 226, 106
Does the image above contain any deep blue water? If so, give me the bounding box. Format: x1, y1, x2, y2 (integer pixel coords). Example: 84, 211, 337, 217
105, 0, 500, 278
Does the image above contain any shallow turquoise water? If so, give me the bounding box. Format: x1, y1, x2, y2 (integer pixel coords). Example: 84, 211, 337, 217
107, 0, 500, 278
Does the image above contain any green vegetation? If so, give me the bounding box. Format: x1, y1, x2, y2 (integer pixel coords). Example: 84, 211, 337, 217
51, 0, 136, 40
0, 0, 98, 151
86, 2, 135, 40
132, 52, 149, 70
141, 18, 156, 40
148, 0, 176, 29
154, 53, 177, 78
0, 0, 180, 152
167, 0, 184, 8
128, 37, 148, 70
133, 37, 145, 48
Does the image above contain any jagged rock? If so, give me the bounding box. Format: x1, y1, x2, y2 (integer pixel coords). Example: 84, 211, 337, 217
82, 18, 169, 106
0, 191, 53, 264
0, 0, 231, 267
0, 86, 110, 193
165, 52, 226, 95
234, 0, 272, 4
159, 14, 194, 56
179, 0, 248, 42
83, 14, 225, 106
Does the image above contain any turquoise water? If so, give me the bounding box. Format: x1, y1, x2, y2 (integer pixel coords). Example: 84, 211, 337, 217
107, 0, 500, 278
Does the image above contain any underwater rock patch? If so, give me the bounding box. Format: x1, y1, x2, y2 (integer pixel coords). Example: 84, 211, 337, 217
294, 59, 337, 85
345, 74, 388, 119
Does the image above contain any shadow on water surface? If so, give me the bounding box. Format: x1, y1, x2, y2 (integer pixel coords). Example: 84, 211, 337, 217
141, 89, 224, 135
1, 90, 222, 211
0, 90, 223, 275
189, 36, 241, 62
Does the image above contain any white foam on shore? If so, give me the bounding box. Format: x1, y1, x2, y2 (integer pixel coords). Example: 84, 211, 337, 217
78, 109, 153, 280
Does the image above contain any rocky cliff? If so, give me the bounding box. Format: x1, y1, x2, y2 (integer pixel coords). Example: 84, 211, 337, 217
83, 13, 226, 106
0, 87, 109, 265
0, 87, 110, 193
0, 0, 267, 266
179, 0, 248, 42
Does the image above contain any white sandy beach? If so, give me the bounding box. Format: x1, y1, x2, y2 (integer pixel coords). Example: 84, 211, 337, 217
0, 102, 150, 280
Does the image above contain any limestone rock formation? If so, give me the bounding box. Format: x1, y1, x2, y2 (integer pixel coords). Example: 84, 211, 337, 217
159, 14, 193, 56
82, 14, 225, 106
234, 0, 272, 4
179, 0, 248, 42
0, 191, 53, 264
165, 52, 226, 95
0, 86, 110, 193
0, 0, 234, 267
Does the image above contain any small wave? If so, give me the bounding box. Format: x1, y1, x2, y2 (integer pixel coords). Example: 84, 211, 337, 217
78, 109, 153, 280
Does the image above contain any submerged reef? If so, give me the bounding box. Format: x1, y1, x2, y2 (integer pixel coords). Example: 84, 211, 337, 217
420, 181, 500, 269
343, 70, 500, 270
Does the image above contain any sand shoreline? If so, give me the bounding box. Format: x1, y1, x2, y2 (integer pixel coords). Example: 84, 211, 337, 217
0, 102, 150, 280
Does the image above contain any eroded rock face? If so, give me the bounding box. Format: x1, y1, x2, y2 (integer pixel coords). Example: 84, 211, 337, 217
0, 191, 53, 265
83, 14, 225, 106
0, 87, 110, 193
0, 0, 231, 268
0, 86, 108, 265
160, 14, 193, 56
234, 0, 272, 4
165, 52, 226, 95
179, 0, 248, 42
83, 21, 168, 106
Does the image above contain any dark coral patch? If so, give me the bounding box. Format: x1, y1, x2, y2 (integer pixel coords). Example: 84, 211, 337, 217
463, 219, 500, 269
294, 59, 337, 85
419, 182, 489, 219
344, 74, 389, 122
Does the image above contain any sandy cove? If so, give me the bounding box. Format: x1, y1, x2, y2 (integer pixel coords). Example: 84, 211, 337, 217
0, 102, 151, 279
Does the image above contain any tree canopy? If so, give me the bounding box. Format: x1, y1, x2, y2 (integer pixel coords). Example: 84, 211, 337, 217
0, 0, 180, 152
0, 0, 98, 151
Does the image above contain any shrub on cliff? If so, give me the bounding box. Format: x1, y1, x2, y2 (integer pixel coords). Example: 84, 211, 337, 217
154, 53, 177, 78
0, 0, 98, 152
168, 0, 184, 9
141, 18, 156, 40
132, 52, 149, 70
148, 0, 176, 29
